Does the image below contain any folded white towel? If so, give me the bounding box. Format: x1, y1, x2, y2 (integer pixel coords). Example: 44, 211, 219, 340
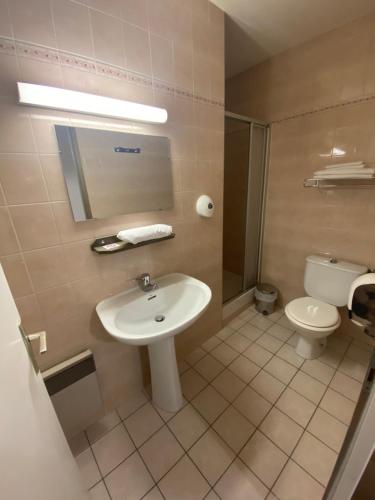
314, 168, 375, 176
117, 224, 172, 245
313, 173, 374, 179
325, 161, 365, 170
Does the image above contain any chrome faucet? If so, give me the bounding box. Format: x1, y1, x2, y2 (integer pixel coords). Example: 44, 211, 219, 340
136, 273, 158, 292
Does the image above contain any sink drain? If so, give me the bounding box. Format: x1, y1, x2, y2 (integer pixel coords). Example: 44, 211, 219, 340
155, 314, 165, 322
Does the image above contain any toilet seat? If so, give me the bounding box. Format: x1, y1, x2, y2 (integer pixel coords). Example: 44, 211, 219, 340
285, 297, 340, 331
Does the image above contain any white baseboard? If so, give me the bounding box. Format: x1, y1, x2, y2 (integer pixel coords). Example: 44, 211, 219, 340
223, 287, 255, 320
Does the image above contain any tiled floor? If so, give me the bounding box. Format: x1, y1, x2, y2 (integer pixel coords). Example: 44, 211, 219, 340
69, 305, 373, 500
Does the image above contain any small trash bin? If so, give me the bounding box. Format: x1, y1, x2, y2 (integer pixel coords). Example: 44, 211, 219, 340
255, 283, 278, 315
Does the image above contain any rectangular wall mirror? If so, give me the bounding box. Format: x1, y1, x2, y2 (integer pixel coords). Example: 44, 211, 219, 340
55, 125, 173, 222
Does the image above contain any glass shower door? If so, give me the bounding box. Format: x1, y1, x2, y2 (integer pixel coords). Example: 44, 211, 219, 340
223, 117, 250, 302
223, 114, 268, 303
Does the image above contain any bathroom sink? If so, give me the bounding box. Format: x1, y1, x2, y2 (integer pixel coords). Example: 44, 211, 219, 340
96, 273, 211, 345
96, 273, 212, 412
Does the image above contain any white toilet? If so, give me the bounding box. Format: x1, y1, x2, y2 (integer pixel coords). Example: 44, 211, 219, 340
285, 255, 367, 359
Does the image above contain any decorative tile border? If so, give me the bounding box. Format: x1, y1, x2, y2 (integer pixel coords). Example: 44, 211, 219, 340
0, 36, 224, 109
272, 92, 375, 125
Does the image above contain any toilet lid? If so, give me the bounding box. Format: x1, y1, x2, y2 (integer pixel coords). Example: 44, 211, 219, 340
286, 297, 339, 328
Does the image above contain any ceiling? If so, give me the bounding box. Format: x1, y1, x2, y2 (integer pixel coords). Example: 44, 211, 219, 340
211, 0, 375, 78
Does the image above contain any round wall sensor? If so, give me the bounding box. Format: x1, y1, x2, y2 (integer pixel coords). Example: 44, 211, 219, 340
196, 195, 214, 218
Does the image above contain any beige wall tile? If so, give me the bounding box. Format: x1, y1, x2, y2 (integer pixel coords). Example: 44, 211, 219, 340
174, 44, 193, 91
63, 240, 100, 281
147, 0, 176, 40
24, 246, 69, 291
0, 54, 21, 98
52, 0, 94, 57
0, 103, 35, 154
39, 155, 68, 202
36, 283, 77, 323
89, 0, 123, 18
0, 154, 48, 204
123, 23, 151, 76
0, 207, 20, 255
9, 0, 56, 47
122, 0, 148, 29
91, 10, 125, 67
0, 253, 33, 298
10, 204, 59, 251
18, 57, 64, 89
16, 293, 45, 333
150, 34, 174, 83
52, 201, 96, 243
0, 0, 12, 37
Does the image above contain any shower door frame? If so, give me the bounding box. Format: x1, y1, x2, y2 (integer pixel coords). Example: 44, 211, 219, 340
223, 111, 270, 303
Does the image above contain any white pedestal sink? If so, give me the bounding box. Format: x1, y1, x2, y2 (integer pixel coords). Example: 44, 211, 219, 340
96, 273, 212, 412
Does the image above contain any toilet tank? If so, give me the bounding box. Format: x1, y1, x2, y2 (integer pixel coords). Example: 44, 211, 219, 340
304, 255, 367, 306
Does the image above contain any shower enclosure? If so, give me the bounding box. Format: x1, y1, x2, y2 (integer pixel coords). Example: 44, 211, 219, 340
223, 112, 268, 303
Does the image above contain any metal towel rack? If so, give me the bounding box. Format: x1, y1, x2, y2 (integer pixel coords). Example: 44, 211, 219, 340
304, 178, 375, 189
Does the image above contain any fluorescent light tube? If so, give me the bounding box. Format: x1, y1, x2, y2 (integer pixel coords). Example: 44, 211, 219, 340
17, 82, 168, 124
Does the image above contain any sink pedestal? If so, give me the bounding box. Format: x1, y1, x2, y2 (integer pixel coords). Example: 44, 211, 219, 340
148, 337, 183, 412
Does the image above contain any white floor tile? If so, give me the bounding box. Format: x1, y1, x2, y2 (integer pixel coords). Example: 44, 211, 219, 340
191, 385, 229, 424
301, 359, 335, 385
86, 411, 121, 445
89, 481, 110, 500
240, 430, 288, 488
139, 426, 184, 481
329, 371, 362, 402
276, 344, 304, 368
125, 403, 164, 447
211, 343, 238, 366
180, 368, 208, 400
189, 430, 235, 485
290, 371, 326, 404
211, 369, 246, 402
213, 406, 255, 452
168, 403, 208, 450
292, 432, 337, 487
250, 370, 286, 404
243, 343, 273, 367
202, 335, 222, 352
238, 323, 264, 341
307, 408, 348, 453
264, 356, 298, 384
76, 448, 101, 490
225, 332, 252, 353
229, 355, 261, 383
275, 388, 316, 428
92, 424, 135, 476
260, 408, 304, 455
117, 390, 149, 420
158, 455, 210, 500
215, 458, 269, 500
273, 460, 325, 500
185, 347, 207, 366
233, 386, 272, 426
105, 452, 154, 500
195, 354, 225, 381
319, 388, 356, 425
267, 323, 294, 342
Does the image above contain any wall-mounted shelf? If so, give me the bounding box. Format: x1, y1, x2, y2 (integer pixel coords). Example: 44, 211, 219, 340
91, 233, 175, 254
304, 178, 375, 189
